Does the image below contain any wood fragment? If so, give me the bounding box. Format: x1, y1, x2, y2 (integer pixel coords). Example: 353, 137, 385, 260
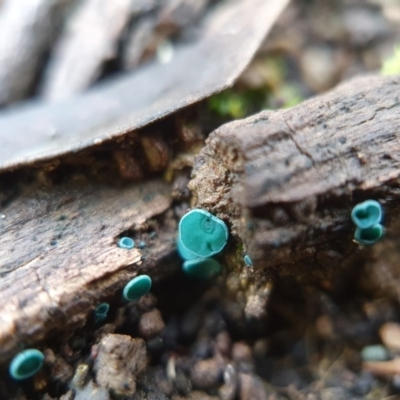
94, 334, 146, 395
380, 323, 400, 351
122, 16, 157, 70
189, 75, 400, 274
366, 221, 400, 304
363, 358, 400, 377
0, 0, 68, 106
41, 0, 133, 101
0, 179, 174, 362
141, 132, 170, 171
0, 0, 289, 174
156, 0, 210, 34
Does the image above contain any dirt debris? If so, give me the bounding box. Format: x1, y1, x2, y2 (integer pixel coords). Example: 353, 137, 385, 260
93, 334, 147, 396
138, 308, 166, 339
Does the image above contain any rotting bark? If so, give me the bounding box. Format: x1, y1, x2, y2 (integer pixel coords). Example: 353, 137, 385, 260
0, 178, 177, 362
0, 0, 289, 173
189, 75, 400, 278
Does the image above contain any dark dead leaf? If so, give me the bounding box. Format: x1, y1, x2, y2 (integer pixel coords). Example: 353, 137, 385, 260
0, 0, 289, 173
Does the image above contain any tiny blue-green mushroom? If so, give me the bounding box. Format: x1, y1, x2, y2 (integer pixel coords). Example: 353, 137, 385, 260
138, 241, 146, 249
9, 349, 45, 380
94, 302, 110, 324
176, 237, 198, 261
179, 209, 228, 258
244, 254, 253, 267
183, 258, 221, 279
118, 237, 135, 249
360, 344, 389, 362
354, 224, 384, 246
351, 200, 382, 229
123, 275, 152, 301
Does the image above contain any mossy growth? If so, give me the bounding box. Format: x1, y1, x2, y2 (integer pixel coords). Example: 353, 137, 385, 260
275, 84, 304, 109
235, 242, 244, 255
9, 349, 45, 380
381, 45, 400, 76
207, 55, 304, 118
123, 275, 152, 301
208, 88, 267, 119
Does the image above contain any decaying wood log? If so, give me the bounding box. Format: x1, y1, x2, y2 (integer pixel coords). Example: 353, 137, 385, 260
0, 178, 176, 362
0, 0, 289, 174
190, 75, 400, 277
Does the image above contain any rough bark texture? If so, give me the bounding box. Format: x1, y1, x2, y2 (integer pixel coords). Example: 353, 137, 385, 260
94, 334, 147, 396
0, 178, 175, 362
190, 75, 400, 276
0, 0, 289, 173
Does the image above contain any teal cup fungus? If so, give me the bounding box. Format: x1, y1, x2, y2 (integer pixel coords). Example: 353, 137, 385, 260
244, 254, 253, 267
118, 237, 135, 249
354, 224, 384, 246
351, 200, 382, 229
94, 302, 110, 324
177, 237, 198, 261
183, 258, 222, 279
179, 209, 228, 258
9, 349, 45, 380
123, 275, 152, 301
360, 345, 389, 362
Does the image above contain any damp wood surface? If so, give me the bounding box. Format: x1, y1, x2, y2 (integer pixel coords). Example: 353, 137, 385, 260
0, 0, 289, 173
0, 178, 175, 362
190, 75, 400, 275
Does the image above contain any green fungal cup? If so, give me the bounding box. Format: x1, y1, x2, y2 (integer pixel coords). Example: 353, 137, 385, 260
118, 237, 134, 249
360, 344, 389, 362
179, 209, 228, 258
9, 349, 45, 380
244, 254, 253, 267
177, 237, 198, 261
183, 258, 221, 279
351, 200, 382, 229
123, 275, 152, 301
354, 223, 384, 246
94, 302, 110, 324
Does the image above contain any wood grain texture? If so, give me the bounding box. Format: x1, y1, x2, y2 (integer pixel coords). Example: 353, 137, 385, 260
190, 75, 400, 273
0, 179, 175, 362
0, 0, 289, 173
